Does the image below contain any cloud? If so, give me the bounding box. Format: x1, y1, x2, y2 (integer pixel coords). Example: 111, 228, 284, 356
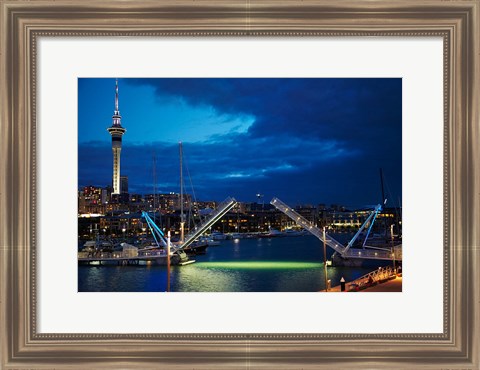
79, 78, 402, 206
127, 78, 401, 169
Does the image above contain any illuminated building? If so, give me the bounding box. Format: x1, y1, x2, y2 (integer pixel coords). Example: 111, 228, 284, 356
144, 192, 192, 213
78, 185, 108, 214
107, 79, 126, 195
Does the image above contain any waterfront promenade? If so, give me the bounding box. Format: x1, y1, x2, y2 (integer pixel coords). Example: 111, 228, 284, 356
359, 276, 402, 292
327, 275, 402, 292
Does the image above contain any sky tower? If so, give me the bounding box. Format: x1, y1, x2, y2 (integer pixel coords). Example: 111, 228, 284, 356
107, 79, 126, 195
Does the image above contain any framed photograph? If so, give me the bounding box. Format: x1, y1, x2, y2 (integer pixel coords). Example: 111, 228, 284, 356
1, 0, 478, 368
77, 76, 403, 294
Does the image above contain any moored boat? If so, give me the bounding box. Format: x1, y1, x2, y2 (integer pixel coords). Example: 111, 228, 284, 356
259, 228, 284, 238
211, 232, 227, 240
199, 236, 221, 246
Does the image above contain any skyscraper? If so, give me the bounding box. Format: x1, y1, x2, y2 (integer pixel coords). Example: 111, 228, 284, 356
120, 175, 129, 194
107, 79, 126, 195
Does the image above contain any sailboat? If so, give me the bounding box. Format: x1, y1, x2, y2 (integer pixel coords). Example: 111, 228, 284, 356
176, 142, 209, 255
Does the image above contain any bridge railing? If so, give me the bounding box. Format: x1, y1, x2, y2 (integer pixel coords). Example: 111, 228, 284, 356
181, 197, 237, 249
347, 266, 396, 291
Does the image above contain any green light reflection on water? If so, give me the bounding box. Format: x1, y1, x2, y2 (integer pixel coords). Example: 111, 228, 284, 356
195, 261, 323, 270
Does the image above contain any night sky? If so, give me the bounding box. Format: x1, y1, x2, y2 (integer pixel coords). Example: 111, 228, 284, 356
78, 78, 402, 208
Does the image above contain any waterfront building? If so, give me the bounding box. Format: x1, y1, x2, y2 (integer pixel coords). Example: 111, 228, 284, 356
78, 216, 101, 239
212, 211, 251, 233
107, 79, 126, 195
82, 185, 107, 204
331, 211, 364, 228
375, 207, 401, 234
78, 191, 85, 213
105, 199, 128, 213
295, 205, 317, 224
144, 192, 192, 214
129, 193, 143, 203
110, 192, 129, 205
99, 212, 146, 236
193, 200, 219, 211
233, 201, 247, 214
78, 185, 108, 214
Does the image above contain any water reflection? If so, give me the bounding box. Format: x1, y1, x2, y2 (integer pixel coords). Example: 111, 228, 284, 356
173, 265, 244, 292
79, 235, 384, 292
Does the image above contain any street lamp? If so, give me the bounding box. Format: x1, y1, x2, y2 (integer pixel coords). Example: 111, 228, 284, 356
256, 193, 264, 231
323, 226, 329, 291
166, 231, 171, 292
390, 224, 396, 274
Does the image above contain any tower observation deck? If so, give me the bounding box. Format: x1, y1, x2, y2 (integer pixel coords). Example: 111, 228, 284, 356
107, 79, 126, 195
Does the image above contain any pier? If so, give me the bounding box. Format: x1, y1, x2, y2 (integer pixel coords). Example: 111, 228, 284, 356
78, 253, 195, 266
78, 249, 168, 265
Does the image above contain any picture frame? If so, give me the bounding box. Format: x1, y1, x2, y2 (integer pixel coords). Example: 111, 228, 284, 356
1, 0, 478, 368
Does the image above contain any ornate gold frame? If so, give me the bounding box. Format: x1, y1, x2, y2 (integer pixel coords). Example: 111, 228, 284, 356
1, 0, 478, 368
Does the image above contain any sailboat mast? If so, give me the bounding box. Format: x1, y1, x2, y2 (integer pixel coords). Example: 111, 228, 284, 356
153, 153, 156, 223
179, 142, 185, 243
379, 168, 387, 237
379, 168, 386, 204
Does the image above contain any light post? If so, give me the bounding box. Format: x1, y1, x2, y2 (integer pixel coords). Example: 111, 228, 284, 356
166, 231, 171, 292
256, 193, 264, 231
323, 226, 329, 291
390, 224, 396, 274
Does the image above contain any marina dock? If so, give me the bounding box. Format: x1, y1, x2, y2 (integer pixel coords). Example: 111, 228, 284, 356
79, 254, 167, 265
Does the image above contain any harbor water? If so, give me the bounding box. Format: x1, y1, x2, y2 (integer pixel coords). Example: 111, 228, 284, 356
78, 234, 390, 292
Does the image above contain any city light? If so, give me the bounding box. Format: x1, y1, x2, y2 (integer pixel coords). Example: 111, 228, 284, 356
78, 78, 402, 293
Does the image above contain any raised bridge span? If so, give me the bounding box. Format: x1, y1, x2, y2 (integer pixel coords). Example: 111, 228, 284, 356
270, 197, 402, 262
181, 197, 237, 249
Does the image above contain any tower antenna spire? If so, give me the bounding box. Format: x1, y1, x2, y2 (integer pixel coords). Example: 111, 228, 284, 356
115, 78, 119, 114
107, 79, 126, 195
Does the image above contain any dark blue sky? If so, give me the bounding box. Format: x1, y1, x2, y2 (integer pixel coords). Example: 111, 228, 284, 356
78, 78, 402, 208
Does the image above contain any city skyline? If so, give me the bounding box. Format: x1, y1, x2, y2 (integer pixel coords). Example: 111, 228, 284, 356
78, 78, 402, 208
